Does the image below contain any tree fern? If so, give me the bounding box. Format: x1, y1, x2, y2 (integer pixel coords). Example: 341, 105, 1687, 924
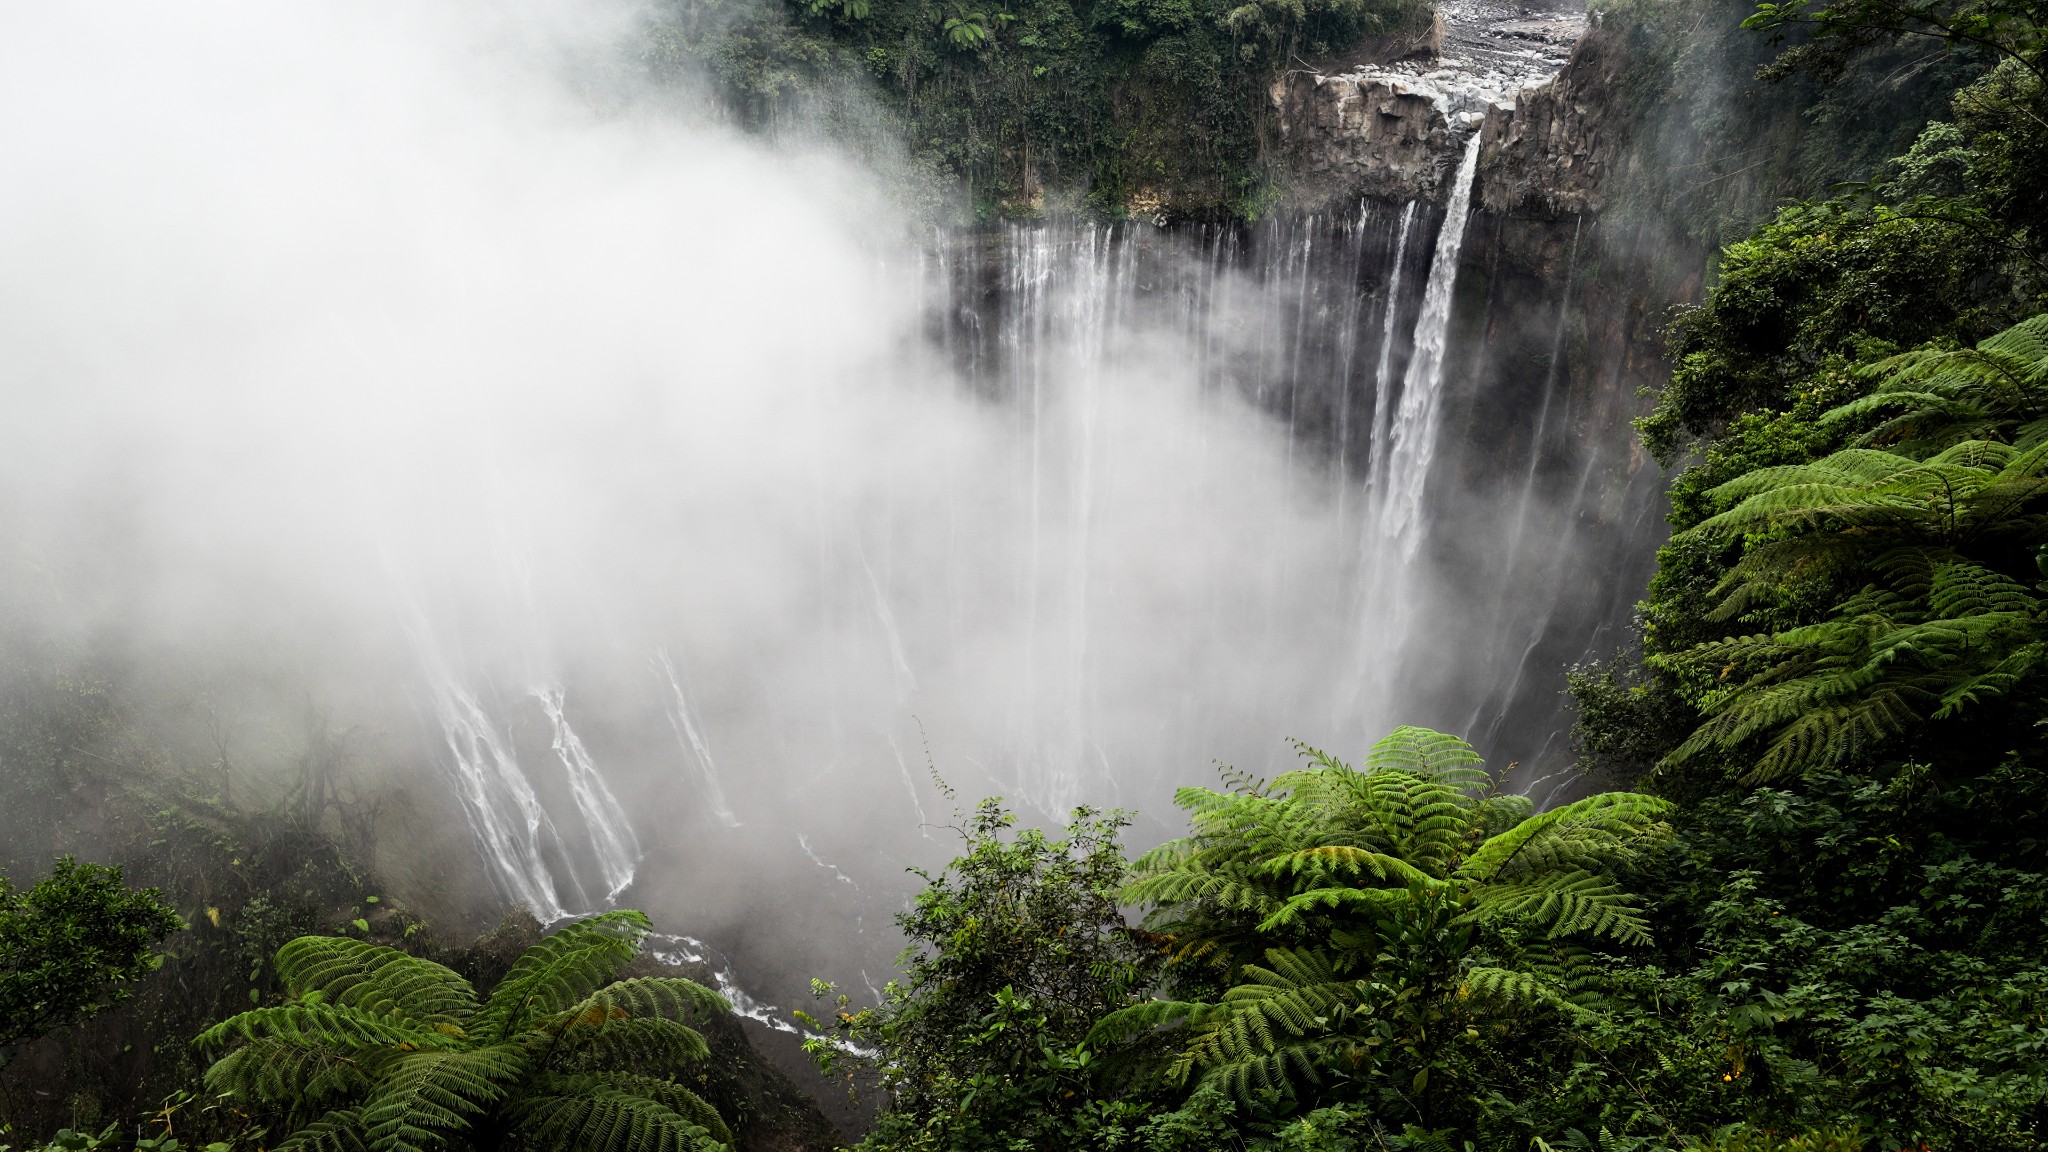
1825, 312, 2048, 453
471, 909, 651, 1042
1110, 729, 1667, 1105
198, 911, 734, 1152
274, 937, 479, 1030
1658, 427, 2048, 778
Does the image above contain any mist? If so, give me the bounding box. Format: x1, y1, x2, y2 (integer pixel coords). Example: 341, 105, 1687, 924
0, 0, 1464, 1003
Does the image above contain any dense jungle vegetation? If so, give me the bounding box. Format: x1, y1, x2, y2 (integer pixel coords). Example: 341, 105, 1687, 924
5, 0, 2046, 1148
638, 0, 1432, 216
792, 1, 2048, 1149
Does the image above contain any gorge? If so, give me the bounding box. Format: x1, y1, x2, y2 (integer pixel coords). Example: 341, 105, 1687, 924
3, 0, 2043, 1146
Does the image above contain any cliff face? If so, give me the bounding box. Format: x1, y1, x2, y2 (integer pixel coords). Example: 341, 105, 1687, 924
1267, 68, 1483, 204
1476, 16, 1631, 217
1268, 11, 1634, 215
1258, 7, 1694, 788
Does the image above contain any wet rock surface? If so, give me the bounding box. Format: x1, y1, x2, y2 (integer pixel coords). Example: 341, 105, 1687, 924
1271, 0, 1589, 207
1438, 0, 1585, 81
1477, 14, 1629, 217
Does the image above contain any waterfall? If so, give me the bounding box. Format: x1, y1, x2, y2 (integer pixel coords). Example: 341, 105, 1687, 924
859, 548, 919, 699
1367, 201, 1418, 496
532, 686, 643, 904
1376, 131, 1485, 560
986, 222, 1132, 818
432, 683, 574, 922
1346, 133, 1484, 735
656, 650, 742, 828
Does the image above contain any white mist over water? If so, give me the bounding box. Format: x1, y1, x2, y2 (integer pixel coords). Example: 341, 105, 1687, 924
0, 0, 1612, 1008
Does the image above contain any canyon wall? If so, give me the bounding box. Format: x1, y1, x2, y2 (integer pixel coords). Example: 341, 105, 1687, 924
1246, 10, 1711, 788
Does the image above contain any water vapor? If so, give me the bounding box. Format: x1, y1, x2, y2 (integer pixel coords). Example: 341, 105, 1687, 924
0, 0, 1398, 998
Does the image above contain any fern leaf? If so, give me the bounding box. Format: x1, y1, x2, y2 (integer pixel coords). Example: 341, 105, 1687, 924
274, 937, 479, 1030
513, 1084, 728, 1152
195, 1002, 449, 1054
472, 910, 651, 1041
1086, 999, 1224, 1047
1459, 967, 1583, 1015
276, 1108, 370, 1152
1454, 792, 1670, 885
202, 1035, 374, 1106
358, 1046, 524, 1152
1360, 727, 1488, 791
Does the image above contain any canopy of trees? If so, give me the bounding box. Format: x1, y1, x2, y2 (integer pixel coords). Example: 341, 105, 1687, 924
0, 857, 182, 1065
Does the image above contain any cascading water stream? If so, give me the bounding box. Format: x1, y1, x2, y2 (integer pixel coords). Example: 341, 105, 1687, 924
656, 650, 743, 828
1374, 131, 1485, 561
989, 222, 1138, 818
1348, 134, 1485, 732
1462, 212, 1586, 748
533, 686, 643, 904
432, 682, 576, 922
1366, 201, 1418, 497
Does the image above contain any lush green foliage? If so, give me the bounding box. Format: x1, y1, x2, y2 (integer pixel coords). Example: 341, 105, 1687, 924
1746, 0, 2048, 84
196, 910, 735, 1152
834, 5, 2048, 1146
1556, 2, 2048, 1144
1093, 728, 1669, 1119
640, 0, 1429, 217
0, 857, 183, 1064
1654, 434, 2047, 779
809, 801, 1165, 1151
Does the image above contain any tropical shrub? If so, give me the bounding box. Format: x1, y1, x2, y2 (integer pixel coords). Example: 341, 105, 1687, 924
0, 857, 183, 1065
1653, 434, 2047, 779
1092, 728, 1671, 1131
195, 910, 734, 1152
810, 800, 1163, 1152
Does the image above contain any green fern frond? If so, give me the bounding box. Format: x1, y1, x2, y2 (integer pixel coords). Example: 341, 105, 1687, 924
542, 1014, 711, 1071
198, 913, 735, 1152
1086, 999, 1226, 1047
275, 937, 478, 1029
195, 1002, 450, 1054
472, 910, 651, 1041
1360, 726, 1489, 791
1257, 846, 1438, 890
358, 1046, 525, 1152
1459, 966, 1581, 1014
1835, 316, 2048, 452
202, 1035, 375, 1106
523, 1073, 735, 1149
512, 1085, 728, 1152
1516, 942, 1610, 1007
1202, 1037, 1349, 1104
275, 1107, 370, 1152
1464, 871, 1653, 945
1257, 885, 1427, 934
582, 977, 729, 1025
1453, 792, 1670, 885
